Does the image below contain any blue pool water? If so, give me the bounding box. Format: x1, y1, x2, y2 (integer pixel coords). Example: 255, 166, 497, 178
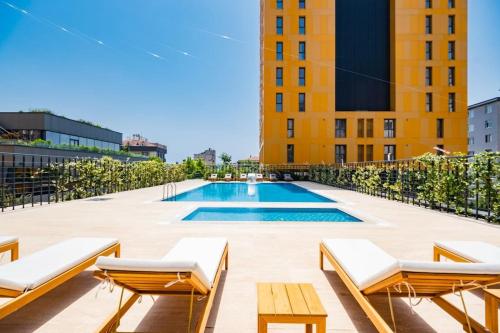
167, 183, 333, 202
183, 207, 361, 222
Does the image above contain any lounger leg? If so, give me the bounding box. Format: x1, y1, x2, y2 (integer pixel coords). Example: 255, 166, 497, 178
195, 247, 228, 333
485, 293, 498, 333
225, 251, 229, 270
114, 244, 121, 258
316, 319, 327, 333
258, 316, 268, 333
432, 296, 488, 333
97, 292, 140, 333
433, 247, 441, 262
11, 244, 18, 261
319, 247, 324, 270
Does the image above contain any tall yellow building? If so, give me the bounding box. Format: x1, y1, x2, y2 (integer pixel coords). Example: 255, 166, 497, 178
260, 0, 467, 164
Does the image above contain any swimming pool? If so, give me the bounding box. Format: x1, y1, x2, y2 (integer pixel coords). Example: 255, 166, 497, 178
166, 183, 333, 202
182, 207, 361, 222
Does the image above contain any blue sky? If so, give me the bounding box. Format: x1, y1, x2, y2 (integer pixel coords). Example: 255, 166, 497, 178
0, 1, 499, 163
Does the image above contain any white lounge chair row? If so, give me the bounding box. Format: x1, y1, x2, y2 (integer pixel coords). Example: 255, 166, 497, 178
208, 173, 294, 181
0, 237, 498, 332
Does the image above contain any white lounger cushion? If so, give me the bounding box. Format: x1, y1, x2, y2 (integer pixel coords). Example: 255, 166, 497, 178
96, 237, 227, 291
0, 236, 18, 247
322, 239, 500, 290
435, 241, 500, 263
0, 237, 118, 291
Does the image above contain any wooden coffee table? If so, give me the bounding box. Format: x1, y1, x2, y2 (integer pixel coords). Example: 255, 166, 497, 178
257, 283, 327, 333
485, 289, 500, 333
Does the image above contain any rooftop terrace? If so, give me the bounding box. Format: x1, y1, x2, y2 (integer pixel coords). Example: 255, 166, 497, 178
0, 180, 499, 332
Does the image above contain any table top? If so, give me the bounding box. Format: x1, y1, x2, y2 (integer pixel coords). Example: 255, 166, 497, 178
257, 283, 327, 317
485, 288, 500, 299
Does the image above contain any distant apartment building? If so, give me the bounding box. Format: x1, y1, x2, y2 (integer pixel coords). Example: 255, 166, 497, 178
123, 134, 167, 161
468, 97, 500, 154
0, 111, 137, 160
260, 0, 467, 164
194, 148, 216, 165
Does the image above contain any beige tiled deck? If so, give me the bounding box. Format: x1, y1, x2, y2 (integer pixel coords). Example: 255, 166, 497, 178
0, 180, 499, 332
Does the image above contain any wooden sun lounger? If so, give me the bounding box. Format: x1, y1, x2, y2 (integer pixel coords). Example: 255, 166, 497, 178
0, 238, 119, 320
320, 239, 500, 333
94, 238, 229, 333
0, 236, 18, 262
434, 241, 500, 264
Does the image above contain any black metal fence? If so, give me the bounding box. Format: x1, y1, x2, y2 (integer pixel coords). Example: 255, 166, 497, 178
2, 151, 498, 223
0, 152, 181, 212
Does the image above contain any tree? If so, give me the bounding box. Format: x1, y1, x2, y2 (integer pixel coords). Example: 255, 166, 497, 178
220, 152, 232, 165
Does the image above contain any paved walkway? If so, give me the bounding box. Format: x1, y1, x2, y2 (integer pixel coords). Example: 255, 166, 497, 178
0, 180, 498, 332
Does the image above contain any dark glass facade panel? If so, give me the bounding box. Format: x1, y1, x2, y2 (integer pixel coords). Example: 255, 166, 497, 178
335, 0, 390, 111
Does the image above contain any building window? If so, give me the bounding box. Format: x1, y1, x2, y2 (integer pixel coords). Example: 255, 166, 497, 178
299, 0, 306, 9
276, 67, 283, 86
357, 119, 365, 138
335, 145, 347, 164
425, 41, 432, 60
425, 67, 432, 86
469, 110, 474, 119
425, 0, 432, 8
448, 41, 455, 60
298, 67, 305, 86
277, 0, 283, 9
276, 16, 283, 35
436, 144, 445, 155
425, 15, 432, 34
287, 144, 294, 163
298, 41, 306, 60
69, 138, 80, 146
485, 134, 492, 143
448, 67, 455, 86
486, 105, 493, 114
468, 137, 474, 145
276, 93, 283, 112
384, 145, 396, 161
426, 93, 433, 112
448, 93, 456, 112
357, 145, 365, 162
449, 0, 455, 8
384, 119, 396, 138
448, 15, 455, 34
299, 16, 306, 34
485, 120, 492, 128
366, 119, 374, 137
469, 124, 474, 132
437, 118, 444, 138
276, 42, 283, 60
335, 119, 346, 138
287, 119, 294, 138
366, 145, 374, 161
298, 93, 305, 112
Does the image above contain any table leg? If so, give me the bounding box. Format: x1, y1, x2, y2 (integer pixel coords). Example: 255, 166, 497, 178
485, 293, 499, 333
258, 316, 268, 333
316, 318, 327, 333
306, 324, 313, 333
